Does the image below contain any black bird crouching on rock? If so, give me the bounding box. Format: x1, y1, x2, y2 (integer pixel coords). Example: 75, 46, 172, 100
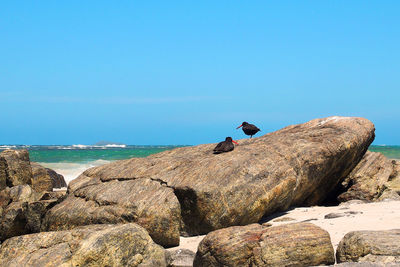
213, 137, 238, 154
236, 121, 261, 138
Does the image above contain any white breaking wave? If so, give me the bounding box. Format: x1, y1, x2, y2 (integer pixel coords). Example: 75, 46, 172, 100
72, 144, 89, 149
103, 144, 126, 148
0, 145, 17, 149
37, 159, 111, 185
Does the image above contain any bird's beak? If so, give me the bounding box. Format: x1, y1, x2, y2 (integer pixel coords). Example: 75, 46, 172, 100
236, 125, 243, 129
232, 140, 239, 145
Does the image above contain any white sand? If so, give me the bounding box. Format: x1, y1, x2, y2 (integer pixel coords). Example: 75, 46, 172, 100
169, 200, 400, 253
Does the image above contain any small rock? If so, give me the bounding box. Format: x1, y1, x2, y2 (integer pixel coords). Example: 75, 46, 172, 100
302, 218, 318, 222
194, 222, 335, 267
166, 248, 195, 267
31, 162, 67, 192
336, 229, 400, 263
272, 217, 296, 222
345, 211, 363, 215
8, 185, 38, 202
324, 212, 346, 219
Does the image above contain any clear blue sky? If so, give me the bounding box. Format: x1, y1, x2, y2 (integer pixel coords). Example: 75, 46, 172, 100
1, 1, 399, 145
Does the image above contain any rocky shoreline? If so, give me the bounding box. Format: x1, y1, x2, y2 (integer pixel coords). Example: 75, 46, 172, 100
0, 116, 399, 266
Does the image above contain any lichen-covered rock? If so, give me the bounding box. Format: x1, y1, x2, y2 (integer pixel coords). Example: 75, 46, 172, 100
193, 222, 335, 267
0, 149, 33, 188
0, 223, 167, 267
338, 152, 400, 202
336, 229, 400, 263
31, 162, 67, 192
44, 116, 374, 246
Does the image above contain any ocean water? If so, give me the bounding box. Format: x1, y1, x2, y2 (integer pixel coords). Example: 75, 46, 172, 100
0, 145, 182, 184
0, 145, 399, 185
368, 145, 400, 160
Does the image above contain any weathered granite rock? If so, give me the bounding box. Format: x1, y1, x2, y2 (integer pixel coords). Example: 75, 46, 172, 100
0, 149, 33, 188
8, 184, 40, 202
0, 198, 58, 241
338, 152, 400, 202
31, 162, 67, 192
166, 249, 196, 267
323, 262, 400, 266
384, 159, 400, 200
0, 201, 27, 241
0, 187, 11, 208
193, 222, 335, 267
336, 229, 400, 263
43, 178, 182, 247
44, 116, 374, 246
0, 223, 167, 267
0, 157, 7, 190
0, 185, 62, 241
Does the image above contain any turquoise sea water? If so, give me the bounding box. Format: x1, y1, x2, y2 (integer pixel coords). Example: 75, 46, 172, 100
0, 145, 399, 184
0, 145, 182, 184
27, 145, 180, 163
368, 145, 400, 160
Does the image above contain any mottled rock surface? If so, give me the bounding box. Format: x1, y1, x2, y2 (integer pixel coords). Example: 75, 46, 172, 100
43, 178, 181, 247
0, 223, 167, 267
166, 248, 196, 267
0, 149, 32, 189
31, 162, 67, 192
0, 185, 62, 241
323, 262, 400, 266
194, 222, 335, 267
336, 229, 400, 263
44, 116, 374, 246
338, 151, 400, 202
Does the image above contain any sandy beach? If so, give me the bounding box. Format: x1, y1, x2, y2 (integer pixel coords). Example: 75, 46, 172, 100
169, 200, 400, 254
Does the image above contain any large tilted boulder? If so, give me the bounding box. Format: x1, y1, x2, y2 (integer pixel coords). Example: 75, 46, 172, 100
193, 222, 335, 267
0, 223, 167, 267
0, 149, 33, 189
338, 151, 400, 202
336, 230, 400, 263
43, 116, 374, 246
31, 162, 67, 192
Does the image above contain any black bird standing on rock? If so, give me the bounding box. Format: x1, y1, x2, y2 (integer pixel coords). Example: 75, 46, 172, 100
213, 137, 238, 154
236, 121, 261, 138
